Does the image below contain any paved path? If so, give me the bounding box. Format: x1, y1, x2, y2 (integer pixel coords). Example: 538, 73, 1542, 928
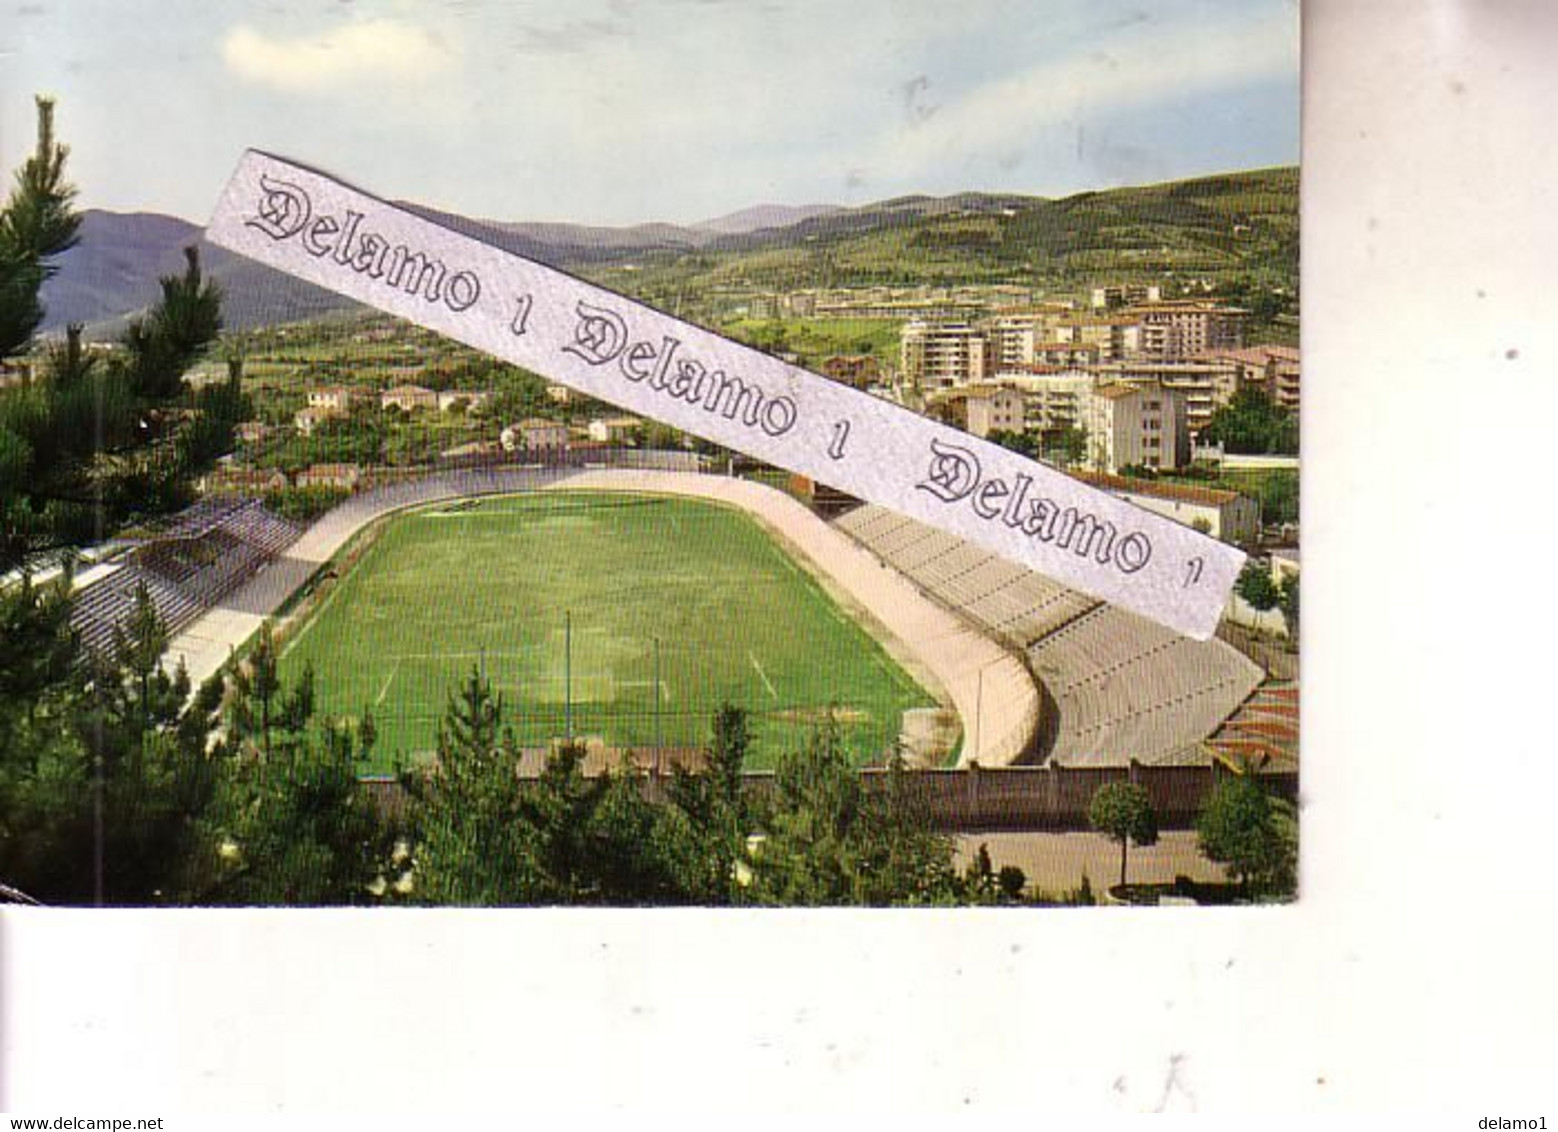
954, 831, 1227, 896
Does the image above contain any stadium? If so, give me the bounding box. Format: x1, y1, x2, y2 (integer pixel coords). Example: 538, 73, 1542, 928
66, 453, 1292, 822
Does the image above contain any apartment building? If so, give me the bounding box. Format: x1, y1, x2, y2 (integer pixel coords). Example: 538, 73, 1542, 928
1095, 358, 1242, 437
1129, 301, 1246, 360
1203, 345, 1301, 413
1081, 380, 1190, 473
899, 321, 989, 390
999, 369, 1097, 435
960, 385, 1027, 438
1051, 315, 1143, 361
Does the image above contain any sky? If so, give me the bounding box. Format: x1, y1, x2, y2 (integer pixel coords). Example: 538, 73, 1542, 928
0, 0, 1299, 227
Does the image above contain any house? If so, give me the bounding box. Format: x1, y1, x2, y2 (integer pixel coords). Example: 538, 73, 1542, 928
1072, 470, 1260, 545
235, 420, 272, 444
437, 390, 490, 414
306, 387, 361, 413
819, 355, 882, 389
500, 419, 570, 453
587, 415, 643, 444
293, 406, 340, 436
380, 384, 438, 413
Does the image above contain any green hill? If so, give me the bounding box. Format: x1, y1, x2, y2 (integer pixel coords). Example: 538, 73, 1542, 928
586, 167, 1298, 302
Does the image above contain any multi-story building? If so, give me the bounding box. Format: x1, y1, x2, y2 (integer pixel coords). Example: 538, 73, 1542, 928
1029, 341, 1103, 368
1050, 315, 1143, 361
899, 321, 989, 391
982, 304, 1076, 369
1090, 283, 1162, 310
1094, 358, 1243, 437
959, 385, 1026, 438
999, 369, 1097, 435
1128, 301, 1247, 359
1202, 345, 1300, 414
1081, 380, 1190, 473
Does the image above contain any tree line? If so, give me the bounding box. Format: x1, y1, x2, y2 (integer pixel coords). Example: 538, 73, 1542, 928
0, 574, 1294, 906
1, 97, 237, 576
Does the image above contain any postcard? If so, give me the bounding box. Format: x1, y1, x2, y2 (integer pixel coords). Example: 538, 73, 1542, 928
0, 0, 1298, 915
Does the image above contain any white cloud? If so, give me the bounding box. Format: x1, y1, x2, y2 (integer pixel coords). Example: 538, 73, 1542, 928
862, 9, 1298, 183
221, 19, 452, 92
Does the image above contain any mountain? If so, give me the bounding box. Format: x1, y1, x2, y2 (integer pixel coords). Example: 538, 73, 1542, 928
38, 167, 1297, 338
693, 203, 842, 235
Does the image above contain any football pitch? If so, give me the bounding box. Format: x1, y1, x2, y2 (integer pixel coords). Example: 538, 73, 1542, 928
276, 491, 937, 771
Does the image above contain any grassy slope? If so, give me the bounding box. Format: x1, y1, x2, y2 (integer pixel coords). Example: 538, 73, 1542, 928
276, 492, 934, 771
589, 167, 1299, 298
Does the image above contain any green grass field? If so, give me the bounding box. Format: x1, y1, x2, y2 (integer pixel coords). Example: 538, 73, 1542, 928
277, 492, 935, 771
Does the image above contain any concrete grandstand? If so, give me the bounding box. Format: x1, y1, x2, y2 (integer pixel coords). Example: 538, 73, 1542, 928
833, 503, 1264, 768
72, 460, 1264, 773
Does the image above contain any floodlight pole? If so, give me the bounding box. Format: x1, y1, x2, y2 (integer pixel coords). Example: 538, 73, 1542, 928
975, 665, 984, 761
654, 636, 663, 770
564, 609, 573, 741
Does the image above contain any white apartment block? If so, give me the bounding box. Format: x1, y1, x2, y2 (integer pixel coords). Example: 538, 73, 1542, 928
1050, 316, 1143, 361
961, 386, 1026, 438
999, 370, 1097, 434
1095, 359, 1242, 436
1129, 301, 1246, 360
899, 321, 989, 390
1081, 380, 1190, 473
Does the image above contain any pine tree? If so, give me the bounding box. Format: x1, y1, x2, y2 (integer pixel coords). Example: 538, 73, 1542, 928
404, 666, 534, 904
0, 97, 79, 359
668, 701, 754, 903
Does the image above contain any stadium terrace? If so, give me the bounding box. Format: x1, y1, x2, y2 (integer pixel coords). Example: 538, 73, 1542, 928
244, 174, 482, 314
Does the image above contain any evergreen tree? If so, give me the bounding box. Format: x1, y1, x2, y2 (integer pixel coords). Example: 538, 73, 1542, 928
1196, 772, 1296, 900
0, 96, 79, 359
404, 666, 537, 904
667, 701, 754, 904
119, 246, 223, 402
197, 718, 388, 906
